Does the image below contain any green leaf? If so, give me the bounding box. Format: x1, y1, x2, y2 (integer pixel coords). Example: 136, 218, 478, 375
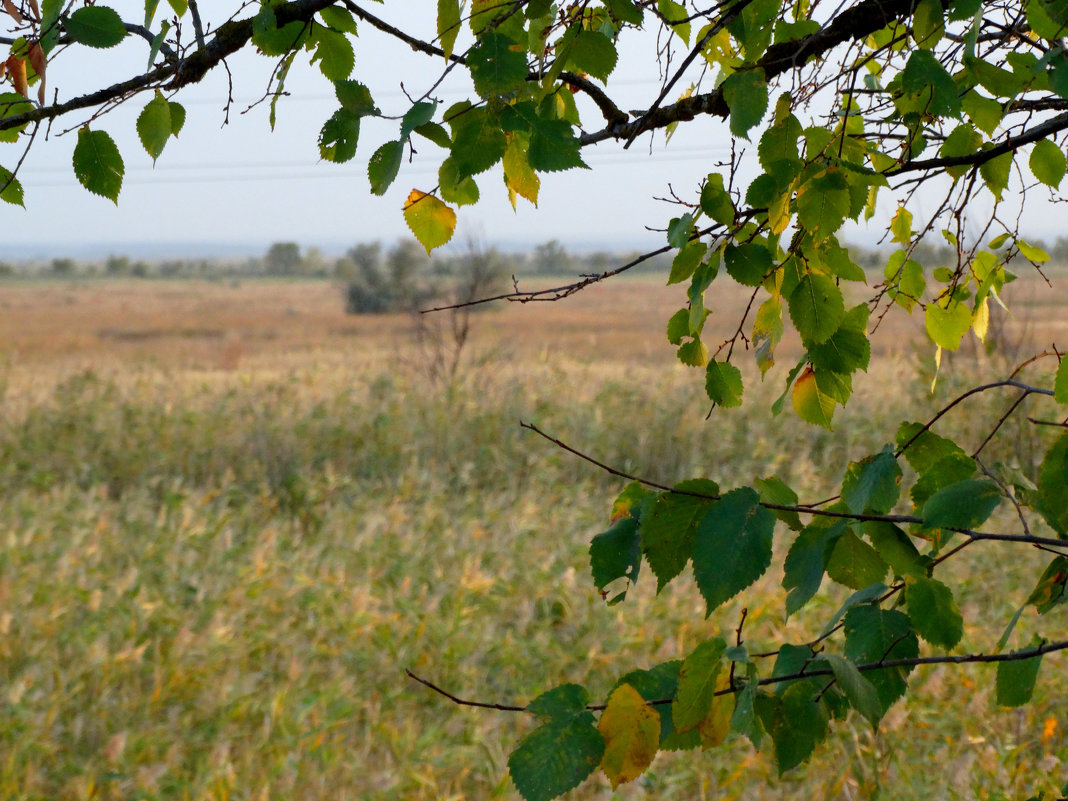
925, 296, 972, 350
335, 81, 379, 116
438, 158, 479, 206
567, 30, 617, 81
136, 91, 172, 164
911, 452, 979, 508
721, 70, 768, 139
789, 274, 846, 346
668, 241, 707, 285
905, 575, 963, 648
843, 606, 919, 714
0, 166, 24, 207
729, 667, 765, 748
819, 583, 889, 638
693, 488, 775, 615
72, 128, 124, 203
667, 214, 695, 248
961, 90, 1003, 135
368, 140, 403, 195
700, 173, 735, 226
921, 479, 1002, 530
796, 170, 850, 240
590, 517, 641, 605
819, 653, 883, 726
979, 149, 1013, 200
508, 712, 604, 801
528, 118, 586, 172
896, 422, 970, 473
864, 521, 926, 578
400, 102, 437, 141
437, 0, 461, 59
657, 0, 690, 44
841, 446, 901, 514
808, 304, 871, 374
610, 481, 655, 523
724, 243, 773, 287
252, 10, 307, 56
615, 662, 698, 750
65, 5, 127, 48
753, 295, 784, 377
912, 0, 944, 49
755, 475, 803, 531
995, 637, 1044, 707
319, 108, 361, 163
319, 6, 357, 34
1030, 139, 1067, 188
1037, 432, 1068, 536
783, 520, 844, 615
527, 684, 591, 718
469, 32, 528, 98
312, 27, 355, 81
757, 682, 829, 774
638, 480, 719, 592
402, 190, 457, 253
672, 638, 727, 733
1056, 358, 1068, 404
705, 360, 744, 408
168, 102, 186, 136
900, 50, 961, 118
825, 530, 888, 590
965, 56, 1026, 98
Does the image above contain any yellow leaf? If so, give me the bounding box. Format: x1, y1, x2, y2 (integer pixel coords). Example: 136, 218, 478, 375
972, 295, 989, 343
698, 671, 733, 748
403, 190, 456, 254
503, 134, 539, 210
767, 191, 792, 235
597, 683, 660, 789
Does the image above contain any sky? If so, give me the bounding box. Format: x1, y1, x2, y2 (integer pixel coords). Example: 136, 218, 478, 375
0, 3, 1055, 260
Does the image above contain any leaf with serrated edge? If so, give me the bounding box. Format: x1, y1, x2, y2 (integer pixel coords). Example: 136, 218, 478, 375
136, 91, 172, 163
72, 127, 124, 203
508, 712, 604, 801
598, 684, 660, 789
693, 488, 775, 615
905, 575, 963, 648
403, 191, 456, 254
672, 638, 726, 733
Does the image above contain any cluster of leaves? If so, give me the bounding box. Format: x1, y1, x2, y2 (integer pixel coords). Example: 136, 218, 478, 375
4, 1, 1068, 799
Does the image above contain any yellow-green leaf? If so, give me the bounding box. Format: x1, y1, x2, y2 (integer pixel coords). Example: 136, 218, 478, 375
503, 134, 539, 210
437, 0, 461, 59
792, 366, 835, 428
403, 190, 457, 253
597, 683, 660, 789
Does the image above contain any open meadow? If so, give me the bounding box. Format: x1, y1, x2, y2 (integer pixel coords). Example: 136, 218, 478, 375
0, 272, 1067, 800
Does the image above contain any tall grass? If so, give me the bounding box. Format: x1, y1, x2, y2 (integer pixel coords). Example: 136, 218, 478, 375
0, 323, 1064, 799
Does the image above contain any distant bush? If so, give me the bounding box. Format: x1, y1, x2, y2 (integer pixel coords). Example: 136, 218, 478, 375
341, 240, 436, 314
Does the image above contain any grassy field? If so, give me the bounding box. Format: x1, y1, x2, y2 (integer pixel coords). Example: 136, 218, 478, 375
0, 274, 1066, 800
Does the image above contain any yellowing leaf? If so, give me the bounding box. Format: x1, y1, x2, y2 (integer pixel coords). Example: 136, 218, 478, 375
792, 366, 835, 429
698, 671, 733, 748
503, 134, 539, 210
597, 683, 660, 789
972, 295, 989, 342
403, 190, 457, 254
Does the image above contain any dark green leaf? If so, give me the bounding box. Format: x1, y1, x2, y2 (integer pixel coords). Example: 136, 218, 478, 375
527, 684, 591, 718
808, 304, 871, 373
796, 171, 850, 240
841, 446, 901, 515
900, 50, 962, 117
528, 118, 586, 172
610, 481, 655, 523
725, 243, 773, 287
788, 273, 846, 345
508, 712, 604, 801
911, 452, 979, 508
783, 520, 844, 615
995, 637, 1044, 707
335, 80, 379, 116
906, 575, 963, 648
672, 638, 727, 733
590, 517, 641, 605
757, 682, 829, 774
319, 108, 361, 163
729, 666, 765, 748
668, 241, 706, 285
819, 582, 889, 637
469, 32, 528, 98
700, 173, 735, 225
0, 166, 24, 207
65, 5, 126, 48
755, 475, 803, 531
72, 128, 124, 203
921, 479, 1002, 530
843, 607, 918, 714
252, 16, 307, 56
450, 107, 508, 177
400, 102, 437, 141
1037, 432, 1068, 536
896, 422, 968, 472
667, 214, 694, 248
693, 488, 775, 615
638, 479, 719, 592
368, 139, 403, 195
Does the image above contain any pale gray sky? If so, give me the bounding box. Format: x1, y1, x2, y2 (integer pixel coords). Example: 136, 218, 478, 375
1, 4, 1055, 259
